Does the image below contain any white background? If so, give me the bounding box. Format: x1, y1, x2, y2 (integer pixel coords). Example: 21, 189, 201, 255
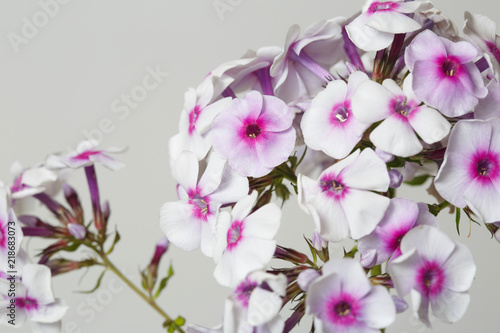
1, 0, 499, 332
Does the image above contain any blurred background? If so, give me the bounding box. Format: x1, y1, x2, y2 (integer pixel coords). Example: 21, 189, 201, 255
1, 0, 499, 332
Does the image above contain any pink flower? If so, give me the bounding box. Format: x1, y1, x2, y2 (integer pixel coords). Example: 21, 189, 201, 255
346, 0, 433, 51
211, 91, 296, 177
301, 71, 371, 159
405, 30, 488, 117
298, 148, 390, 242
434, 118, 500, 222
352, 75, 451, 157
213, 192, 281, 287
160, 151, 249, 257
358, 198, 438, 268
388, 226, 476, 326
306, 258, 396, 332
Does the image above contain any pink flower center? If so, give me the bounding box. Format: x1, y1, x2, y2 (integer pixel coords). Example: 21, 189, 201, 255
469, 150, 499, 184
187, 189, 211, 222
15, 297, 39, 311
245, 123, 262, 139
234, 278, 258, 308
416, 261, 445, 298
73, 150, 100, 161
441, 58, 460, 77
392, 97, 416, 118
227, 220, 244, 250
326, 293, 360, 326
486, 41, 500, 65
188, 105, 202, 135
320, 174, 348, 200
367, 1, 398, 13
330, 102, 351, 125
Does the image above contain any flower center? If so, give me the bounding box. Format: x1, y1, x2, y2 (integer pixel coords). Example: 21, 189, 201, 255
15, 297, 39, 311
227, 220, 244, 250
245, 123, 262, 139
417, 261, 445, 298
234, 278, 258, 308
486, 41, 500, 65
477, 157, 493, 176
188, 191, 211, 221
334, 301, 351, 317
394, 100, 412, 117
321, 179, 344, 193
441, 59, 459, 77
335, 106, 349, 123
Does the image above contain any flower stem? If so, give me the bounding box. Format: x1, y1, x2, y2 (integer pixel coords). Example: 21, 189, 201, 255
100, 254, 185, 333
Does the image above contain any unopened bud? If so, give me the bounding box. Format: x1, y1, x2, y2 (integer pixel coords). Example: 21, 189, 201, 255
388, 169, 403, 188
297, 269, 320, 292
68, 223, 87, 240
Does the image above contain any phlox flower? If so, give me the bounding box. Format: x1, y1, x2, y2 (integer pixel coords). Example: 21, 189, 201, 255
270, 18, 344, 101
169, 78, 232, 161
306, 258, 396, 333
46, 140, 126, 171
222, 271, 286, 333
160, 151, 249, 257
434, 118, 500, 222
358, 198, 438, 268
0, 264, 68, 330
213, 192, 281, 287
301, 71, 371, 159
346, 0, 433, 51
211, 90, 296, 178
388, 225, 476, 326
464, 12, 500, 79
9, 162, 58, 200
413, 8, 459, 39
352, 76, 451, 157
298, 148, 390, 242
405, 30, 488, 117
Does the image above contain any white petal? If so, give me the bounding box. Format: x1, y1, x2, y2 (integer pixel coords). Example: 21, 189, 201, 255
463, 179, 500, 223
370, 115, 423, 157
430, 290, 470, 323
388, 248, 422, 297
159, 200, 201, 251
322, 258, 372, 297
309, 194, 350, 242
408, 107, 451, 144
172, 152, 199, 191
366, 11, 421, 34
30, 299, 68, 324
244, 203, 281, 240
442, 242, 476, 293
340, 148, 390, 191
351, 80, 394, 124
359, 286, 396, 328
231, 192, 258, 223
22, 264, 55, 305
342, 189, 390, 239
345, 14, 394, 51
401, 225, 455, 265
247, 288, 282, 326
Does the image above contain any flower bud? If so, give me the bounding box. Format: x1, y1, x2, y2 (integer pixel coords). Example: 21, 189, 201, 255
297, 269, 320, 292
388, 169, 403, 188
375, 147, 394, 163
68, 223, 87, 240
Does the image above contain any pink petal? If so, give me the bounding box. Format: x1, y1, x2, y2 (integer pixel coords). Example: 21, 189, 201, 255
405, 30, 447, 71
255, 128, 296, 169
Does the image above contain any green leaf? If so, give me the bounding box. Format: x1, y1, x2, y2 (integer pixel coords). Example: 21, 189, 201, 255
106, 229, 121, 255
76, 269, 107, 294
303, 236, 318, 265
154, 265, 174, 299
455, 208, 461, 235
404, 174, 431, 186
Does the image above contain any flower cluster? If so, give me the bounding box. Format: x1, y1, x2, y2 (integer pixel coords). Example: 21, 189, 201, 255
2, 1, 500, 332
162, 1, 499, 332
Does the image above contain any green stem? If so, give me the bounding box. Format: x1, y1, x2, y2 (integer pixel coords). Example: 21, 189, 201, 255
100, 253, 184, 333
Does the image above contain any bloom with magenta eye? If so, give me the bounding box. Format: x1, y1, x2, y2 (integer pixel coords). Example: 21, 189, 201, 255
211, 90, 296, 178
434, 118, 500, 223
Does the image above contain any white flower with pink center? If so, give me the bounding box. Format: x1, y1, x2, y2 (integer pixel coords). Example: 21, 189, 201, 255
352, 76, 451, 157
211, 91, 296, 178
434, 118, 500, 222
306, 258, 396, 332
213, 192, 281, 287
223, 271, 286, 333
358, 198, 438, 268
388, 225, 476, 326
169, 78, 232, 161
0, 264, 68, 329
160, 151, 249, 257
301, 71, 371, 159
46, 140, 126, 171
346, 0, 433, 51
405, 30, 488, 117
298, 148, 390, 242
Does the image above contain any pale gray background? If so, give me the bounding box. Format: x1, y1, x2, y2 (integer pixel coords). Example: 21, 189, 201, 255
1, 0, 499, 332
